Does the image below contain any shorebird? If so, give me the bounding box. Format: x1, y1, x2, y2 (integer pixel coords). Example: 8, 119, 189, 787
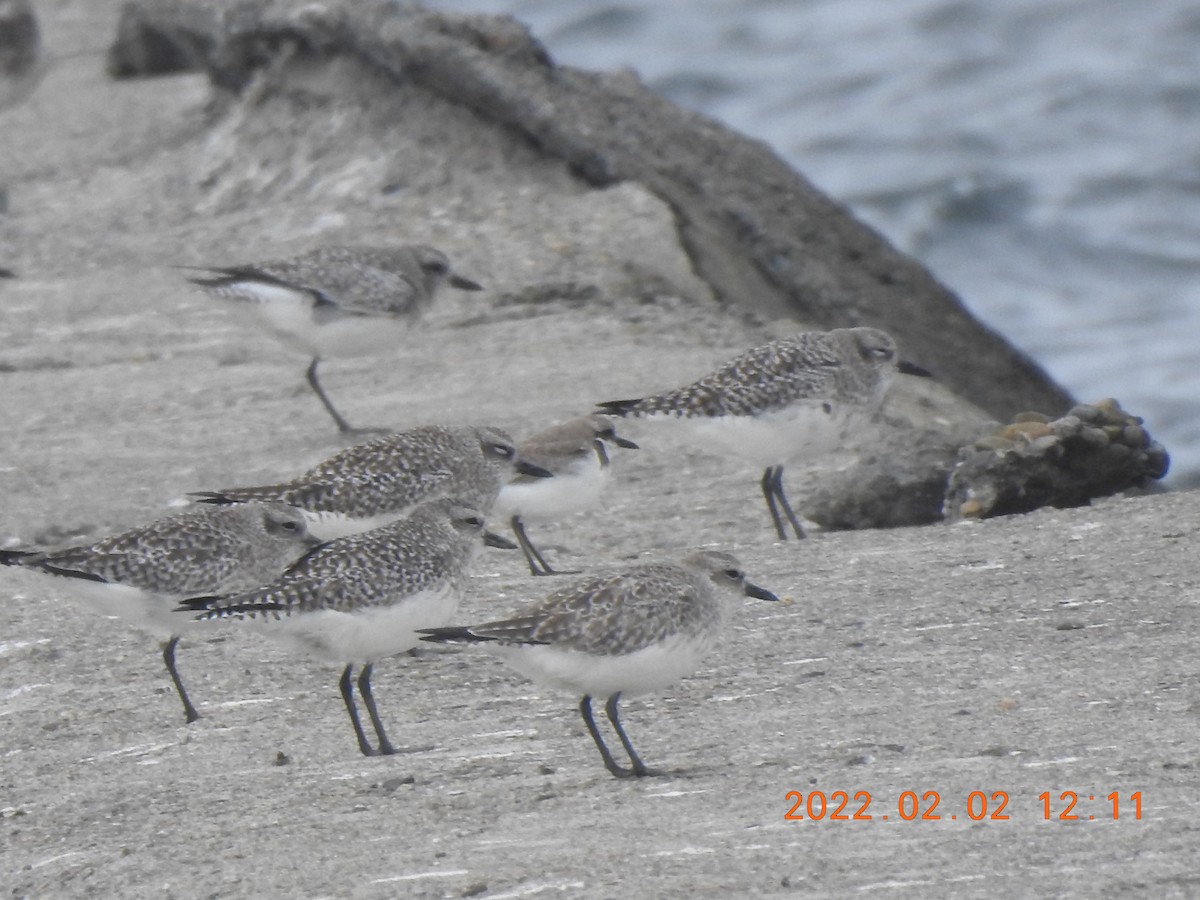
598, 326, 930, 539
0, 502, 319, 723
192, 424, 550, 541
421, 550, 777, 778
179, 498, 516, 757
182, 244, 482, 434
493, 415, 638, 576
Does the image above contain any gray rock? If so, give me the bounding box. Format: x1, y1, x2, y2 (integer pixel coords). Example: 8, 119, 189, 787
106, 0, 1074, 423
944, 399, 1170, 521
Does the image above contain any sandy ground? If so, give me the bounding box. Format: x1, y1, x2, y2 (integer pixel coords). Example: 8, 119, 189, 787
2, 3, 1198, 898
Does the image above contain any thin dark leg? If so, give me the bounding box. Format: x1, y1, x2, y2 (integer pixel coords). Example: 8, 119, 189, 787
579, 695, 635, 778
513, 516, 552, 575
356, 663, 396, 755
762, 466, 805, 540
771, 466, 806, 539
339, 664, 378, 756
162, 635, 200, 724
512, 516, 578, 576
605, 693, 658, 777
761, 467, 787, 540
305, 357, 363, 435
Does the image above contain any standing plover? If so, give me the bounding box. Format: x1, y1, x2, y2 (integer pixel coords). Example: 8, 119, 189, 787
192, 424, 550, 540
598, 327, 930, 539
421, 550, 777, 778
0, 502, 319, 723
493, 415, 638, 576
182, 244, 482, 434
179, 498, 515, 757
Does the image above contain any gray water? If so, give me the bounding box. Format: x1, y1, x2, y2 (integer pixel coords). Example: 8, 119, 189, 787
425, 0, 1200, 486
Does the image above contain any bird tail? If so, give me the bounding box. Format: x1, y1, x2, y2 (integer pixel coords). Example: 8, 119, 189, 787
189, 489, 288, 506
175, 596, 288, 621
595, 398, 644, 417
417, 626, 496, 645
0, 548, 38, 567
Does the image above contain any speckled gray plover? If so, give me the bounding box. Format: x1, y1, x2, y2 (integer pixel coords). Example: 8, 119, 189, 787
598, 327, 930, 540
192, 424, 551, 541
0, 502, 319, 723
421, 550, 777, 778
182, 244, 482, 434
179, 498, 516, 757
493, 415, 638, 576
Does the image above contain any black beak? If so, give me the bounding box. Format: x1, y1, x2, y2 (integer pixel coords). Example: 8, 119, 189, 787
484, 530, 518, 550
516, 458, 554, 479
898, 360, 932, 378
744, 581, 779, 602
449, 274, 483, 291
613, 435, 640, 449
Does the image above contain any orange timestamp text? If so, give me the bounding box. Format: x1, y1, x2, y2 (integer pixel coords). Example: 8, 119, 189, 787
784, 790, 1143, 822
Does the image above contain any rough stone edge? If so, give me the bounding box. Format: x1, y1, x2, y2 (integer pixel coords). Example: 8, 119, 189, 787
106, 0, 1076, 421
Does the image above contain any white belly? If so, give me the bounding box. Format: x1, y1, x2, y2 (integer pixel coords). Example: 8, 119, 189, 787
494, 457, 609, 522
255, 585, 458, 664
236, 283, 412, 359
53, 580, 200, 639
487, 631, 714, 699
648, 402, 864, 468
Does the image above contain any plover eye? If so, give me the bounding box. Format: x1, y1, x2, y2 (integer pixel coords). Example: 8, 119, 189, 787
423, 259, 449, 275
486, 442, 515, 460
722, 568, 742, 580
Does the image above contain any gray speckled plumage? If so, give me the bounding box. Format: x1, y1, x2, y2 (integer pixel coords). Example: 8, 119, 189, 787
180, 497, 511, 757
597, 327, 929, 540
183, 244, 482, 434
186, 245, 479, 319
0, 501, 319, 723
420, 550, 777, 777
192, 425, 541, 540
3, 502, 317, 596
599, 327, 906, 420
430, 550, 772, 657
189, 498, 491, 621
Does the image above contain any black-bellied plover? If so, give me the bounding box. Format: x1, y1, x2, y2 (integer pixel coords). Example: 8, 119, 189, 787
493, 415, 638, 576
0, 502, 319, 723
598, 327, 930, 540
192, 424, 550, 541
179, 498, 516, 757
182, 244, 482, 434
420, 549, 777, 778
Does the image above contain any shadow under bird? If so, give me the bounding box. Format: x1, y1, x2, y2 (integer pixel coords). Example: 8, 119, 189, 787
494, 414, 639, 576
191, 424, 551, 541
598, 326, 931, 540
420, 550, 778, 778
0, 502, 319, 723
181, 244, 482, 434
178, 498, 517, 757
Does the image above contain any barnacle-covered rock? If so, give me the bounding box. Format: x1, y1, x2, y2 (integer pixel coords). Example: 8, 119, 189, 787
944, 399, 1169, 521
